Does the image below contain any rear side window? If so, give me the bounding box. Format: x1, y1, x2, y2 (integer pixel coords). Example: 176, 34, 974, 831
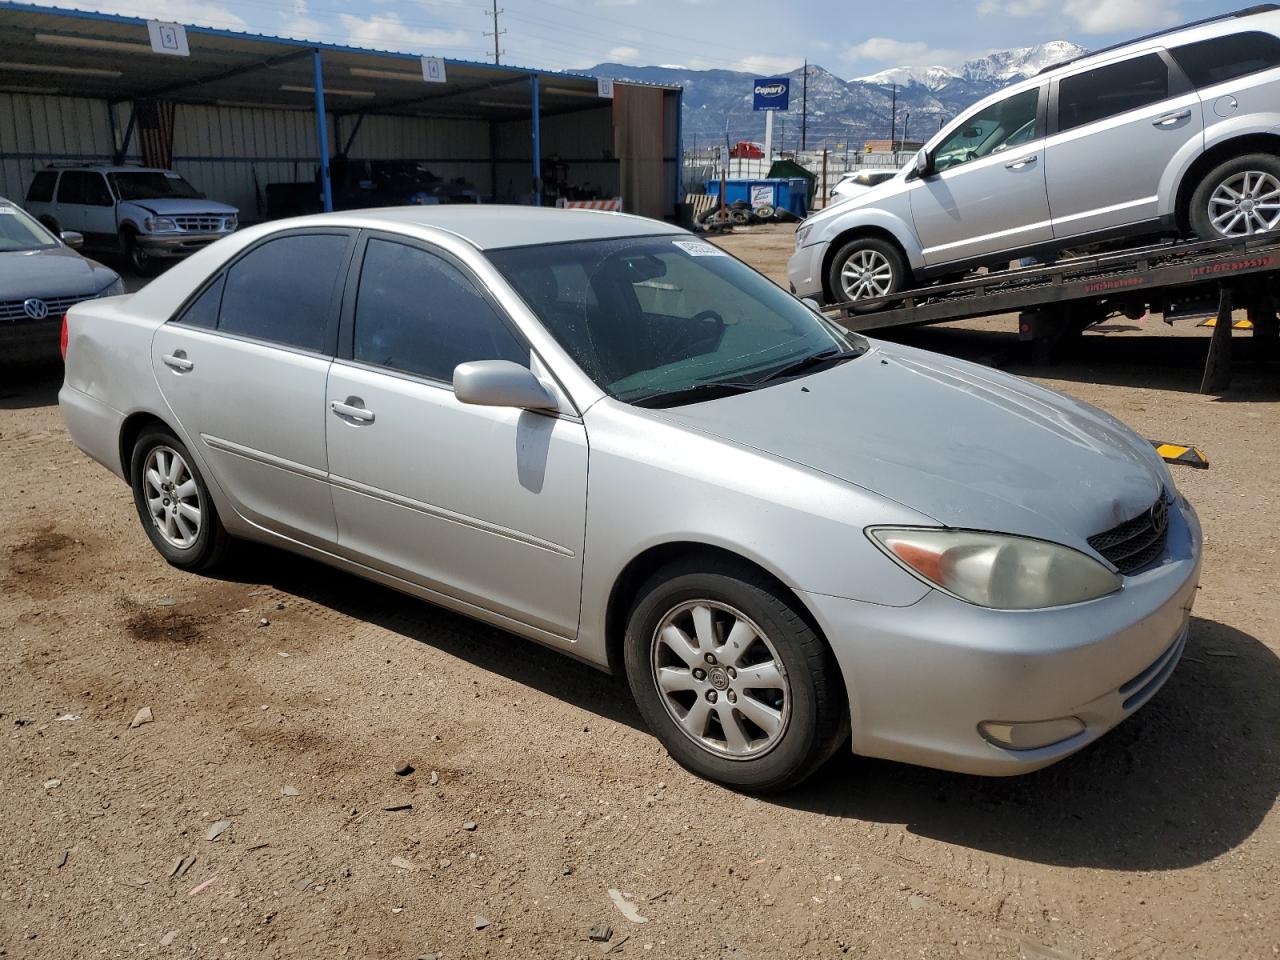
1170, 31, 1280, 88
57, 171, 113, 207
176, 274, 225, 330
56, 171, 87, 204
26, 171, 57, 203
352, 238, 527, 383
218, 234, 349, 352
1057, 53, 1170, 132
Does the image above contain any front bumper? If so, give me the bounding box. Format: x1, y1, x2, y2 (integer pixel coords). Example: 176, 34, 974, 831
788, 240, 825, 302
803, 498, 1202, 775
138, 232, 233, 258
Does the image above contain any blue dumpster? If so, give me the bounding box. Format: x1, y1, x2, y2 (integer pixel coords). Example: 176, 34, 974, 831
705, 177, 809, 218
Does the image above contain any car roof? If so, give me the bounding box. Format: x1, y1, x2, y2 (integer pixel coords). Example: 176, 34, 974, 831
294, 205, 686, 250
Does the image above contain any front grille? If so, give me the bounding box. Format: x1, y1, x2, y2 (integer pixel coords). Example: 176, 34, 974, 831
0, 294, 91, 324
1088, 495, 1170, 575
173, 215, 227, 232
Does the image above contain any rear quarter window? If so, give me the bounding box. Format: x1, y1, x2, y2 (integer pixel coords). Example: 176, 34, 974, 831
26, 171, 57, 203
1170, 31, 1280, 88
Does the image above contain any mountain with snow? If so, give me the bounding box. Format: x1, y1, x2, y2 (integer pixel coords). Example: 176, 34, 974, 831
590, 40, 1089, 149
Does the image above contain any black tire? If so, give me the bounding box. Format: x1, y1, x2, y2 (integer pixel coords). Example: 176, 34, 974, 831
123, 231, 160, 277
129, 426, 230, 572
1189, 153, 1280, 241
826, 236, 909, 313
729, 208, 751, 226
623, 557, 847, 793
754, 204, 776, 220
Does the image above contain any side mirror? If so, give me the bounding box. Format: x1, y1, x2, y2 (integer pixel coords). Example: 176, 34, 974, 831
60, 231, 84, 249
453, 360, 559, 412
914, 150, 932, 179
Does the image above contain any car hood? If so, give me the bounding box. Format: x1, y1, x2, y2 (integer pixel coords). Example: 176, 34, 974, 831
650, 341, 1166, 551
0, 245, 117, 300
122, 198, 237, 216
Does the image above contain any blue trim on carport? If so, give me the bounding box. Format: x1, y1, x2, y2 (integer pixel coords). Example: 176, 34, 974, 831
312, 51, 332, 213
531, 75, 541, 207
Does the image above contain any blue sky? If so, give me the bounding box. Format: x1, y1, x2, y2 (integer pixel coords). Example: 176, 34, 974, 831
26, 0, 1255, 76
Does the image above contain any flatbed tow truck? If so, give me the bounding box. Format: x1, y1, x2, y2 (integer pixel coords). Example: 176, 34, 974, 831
821, 235, 1280, 393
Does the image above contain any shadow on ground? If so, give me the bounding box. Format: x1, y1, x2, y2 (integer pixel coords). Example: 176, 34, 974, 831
224, 546, 1278, 874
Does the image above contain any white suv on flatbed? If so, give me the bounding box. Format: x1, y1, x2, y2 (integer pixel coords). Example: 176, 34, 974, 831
24, 165, 237, 275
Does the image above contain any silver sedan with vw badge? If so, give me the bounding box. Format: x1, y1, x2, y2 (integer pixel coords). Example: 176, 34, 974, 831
59, 206, 1200, 791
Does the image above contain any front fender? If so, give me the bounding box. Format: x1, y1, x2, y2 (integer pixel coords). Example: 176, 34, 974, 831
811, 204, 924, 273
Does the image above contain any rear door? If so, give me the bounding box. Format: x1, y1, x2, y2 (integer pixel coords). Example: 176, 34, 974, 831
909, 85, 1053, 268
325, 233, 589, 638
1043, 50, 1203, 239
151, 229, 355, 548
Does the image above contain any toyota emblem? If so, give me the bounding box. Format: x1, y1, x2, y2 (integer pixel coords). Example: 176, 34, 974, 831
1149, 498, 1169, 536
22, 298, 49, 321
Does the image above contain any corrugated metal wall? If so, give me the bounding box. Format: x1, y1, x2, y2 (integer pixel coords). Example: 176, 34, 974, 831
495, 106, 619, 204
0, 94, 120, 203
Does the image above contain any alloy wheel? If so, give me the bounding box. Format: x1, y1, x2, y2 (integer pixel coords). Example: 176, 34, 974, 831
839, 248, 895, 301
650, 600, 791, 760
1208, 170, 1280, 237
142, 445, 202, 549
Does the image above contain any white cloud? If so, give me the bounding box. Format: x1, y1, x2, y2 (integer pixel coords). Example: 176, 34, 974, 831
337, 13, 471, 53
977, 0, 1181, 34
843, 37, 969, 68
606, 46, 640, 61
22, 0, 247, 31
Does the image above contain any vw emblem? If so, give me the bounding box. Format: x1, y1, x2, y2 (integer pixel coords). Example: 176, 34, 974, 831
22, 298, 49, 320
1149, 498, 1169, 536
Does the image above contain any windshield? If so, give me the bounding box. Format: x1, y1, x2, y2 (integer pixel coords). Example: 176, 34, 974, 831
0, 204, 59, 252
108, 171, 203, 201
487, 235, 861, 405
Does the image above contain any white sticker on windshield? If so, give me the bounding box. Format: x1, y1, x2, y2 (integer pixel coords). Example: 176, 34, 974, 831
164, 171, 182, 179
0, 206, 14, 214
672, 240, 727, 257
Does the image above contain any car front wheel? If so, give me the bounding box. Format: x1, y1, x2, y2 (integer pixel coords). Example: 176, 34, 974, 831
623, 558, 847, 792
826, 237, 908, 312
129, 427, 229, 571
1190, 153, 1280, 240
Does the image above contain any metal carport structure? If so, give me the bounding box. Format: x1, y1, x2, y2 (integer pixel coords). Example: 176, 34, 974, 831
0, 2, 682, 220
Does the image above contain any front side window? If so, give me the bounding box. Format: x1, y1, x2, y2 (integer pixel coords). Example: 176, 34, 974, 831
1057, 53, 1170, 133
56, 171, 89, 205
1170, 31, 1280, 89
26, 171, 57, 203
488, 236, 858, 405
0, 203, 58, 252
218, 234, 349, 351
352, 238, 527, 382
109, 171, 203, 201
933, 88, 1040, 172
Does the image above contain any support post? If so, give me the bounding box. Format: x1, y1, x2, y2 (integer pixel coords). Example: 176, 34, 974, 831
1200, 283, 1234, 394
312, 50, 333, 214
531, 75, 541, 206
1247, 284, 1278, 364
674, 89, 684, 218
116, 104, 138, 165
764, 109, 774, 164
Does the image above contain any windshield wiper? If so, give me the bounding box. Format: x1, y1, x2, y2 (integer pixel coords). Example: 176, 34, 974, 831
628, 380, 759, 409
752, 346, 865, 385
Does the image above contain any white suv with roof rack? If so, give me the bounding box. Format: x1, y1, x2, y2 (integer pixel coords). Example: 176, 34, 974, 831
791, 4, 1280, 308
24, 164, 237, 276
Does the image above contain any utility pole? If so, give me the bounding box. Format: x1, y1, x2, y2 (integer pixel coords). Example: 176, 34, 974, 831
484, 0, 505, 65
900, 111, 910, 153
801, 59, 808, 152
890, 83, 901, 147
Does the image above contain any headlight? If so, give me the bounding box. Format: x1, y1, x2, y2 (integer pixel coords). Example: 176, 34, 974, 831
223, 215, 238, 232
795, 224, 812, 249
98, 276, 125, 298
144, 216, 179, 232
868, 527, 1121, 609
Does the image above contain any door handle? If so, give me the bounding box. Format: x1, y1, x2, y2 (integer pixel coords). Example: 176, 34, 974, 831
1005, 155, 1037, 170
330, 397, 375, 423
1152, 109, 1192, 127
162, 351, 193, 372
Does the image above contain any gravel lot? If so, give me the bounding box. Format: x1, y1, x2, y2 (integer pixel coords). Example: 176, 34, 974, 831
2, 225, 1277, 959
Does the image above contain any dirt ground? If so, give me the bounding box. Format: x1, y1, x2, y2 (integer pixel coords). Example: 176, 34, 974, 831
2, 225, 1278, 960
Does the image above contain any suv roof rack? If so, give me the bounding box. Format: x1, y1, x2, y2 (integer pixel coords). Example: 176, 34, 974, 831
1038, 4, 1280, 75
42, 160, 147, 169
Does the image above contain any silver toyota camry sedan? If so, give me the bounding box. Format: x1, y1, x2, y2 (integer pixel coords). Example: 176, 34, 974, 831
59, 207, 1201, 792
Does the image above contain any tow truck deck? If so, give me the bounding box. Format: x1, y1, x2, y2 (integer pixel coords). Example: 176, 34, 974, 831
822, 235, 1280, 392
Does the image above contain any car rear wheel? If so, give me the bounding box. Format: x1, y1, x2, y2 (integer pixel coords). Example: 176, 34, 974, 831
826, 237, 908, 312
623, 557, 847, 792
1190, 153, 1280, 241
130, 427, 229, 571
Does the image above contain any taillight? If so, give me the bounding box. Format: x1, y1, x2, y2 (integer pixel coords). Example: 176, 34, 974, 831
60, 312, 69, 360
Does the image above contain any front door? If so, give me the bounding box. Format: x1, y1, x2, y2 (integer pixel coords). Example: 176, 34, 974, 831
1044, 50, 1203, 240
325, 234, 589, 638
151, 230, 354, 548
910, 85, 1052, 268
